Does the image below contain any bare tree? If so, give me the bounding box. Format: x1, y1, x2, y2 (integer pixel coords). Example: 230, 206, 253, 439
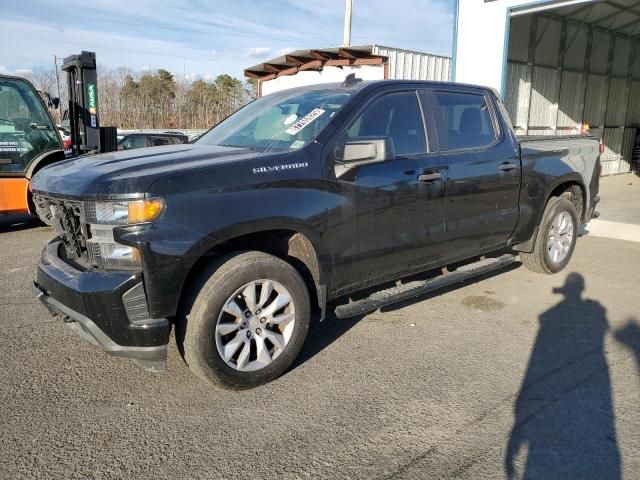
10, 64, 252, 130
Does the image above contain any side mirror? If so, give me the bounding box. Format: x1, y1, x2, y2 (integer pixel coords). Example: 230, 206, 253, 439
339, 136, 395, 168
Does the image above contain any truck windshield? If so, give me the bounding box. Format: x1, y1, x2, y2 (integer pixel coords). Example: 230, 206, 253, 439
0, 78, 61, 173
197, 88, 352, 152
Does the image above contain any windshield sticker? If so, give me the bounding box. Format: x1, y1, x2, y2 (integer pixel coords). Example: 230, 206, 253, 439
284, 114, 298, 125
0, 141, 28, 153
285, 108, 325, 135
290, 140, 305, 149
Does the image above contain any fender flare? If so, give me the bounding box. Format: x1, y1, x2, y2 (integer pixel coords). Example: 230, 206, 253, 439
183, 217, 332, 317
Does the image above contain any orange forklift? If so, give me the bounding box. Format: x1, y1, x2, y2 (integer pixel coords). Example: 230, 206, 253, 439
0, 51, 116, 219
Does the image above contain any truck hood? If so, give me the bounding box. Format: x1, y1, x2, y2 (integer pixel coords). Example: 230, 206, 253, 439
30, 144, 268, 199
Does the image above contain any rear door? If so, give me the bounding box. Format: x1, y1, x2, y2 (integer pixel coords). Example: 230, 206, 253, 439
327, 88, 448, 293
428, 89, 520, 255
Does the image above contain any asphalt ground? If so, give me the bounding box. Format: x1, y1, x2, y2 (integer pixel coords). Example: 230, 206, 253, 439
1, 174, 639, 479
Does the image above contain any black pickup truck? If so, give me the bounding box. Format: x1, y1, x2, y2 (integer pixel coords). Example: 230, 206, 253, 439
31, 78, 600, 388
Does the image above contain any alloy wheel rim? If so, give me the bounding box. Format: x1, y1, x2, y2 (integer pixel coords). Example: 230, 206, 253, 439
547, 211, 574, 264
215, 279, 296, 372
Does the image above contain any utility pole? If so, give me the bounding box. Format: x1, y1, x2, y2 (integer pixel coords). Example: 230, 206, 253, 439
53, 55, 62, 124
343, 0, 352, 47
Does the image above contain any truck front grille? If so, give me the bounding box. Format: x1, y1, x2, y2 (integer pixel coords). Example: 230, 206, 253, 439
34, 195, 87, 258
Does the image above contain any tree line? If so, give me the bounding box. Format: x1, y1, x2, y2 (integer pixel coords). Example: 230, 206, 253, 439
18, 65, 258, 130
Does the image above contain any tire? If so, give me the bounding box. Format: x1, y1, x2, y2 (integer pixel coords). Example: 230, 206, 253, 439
520, 197, 578, 274
181, 251, 311, 389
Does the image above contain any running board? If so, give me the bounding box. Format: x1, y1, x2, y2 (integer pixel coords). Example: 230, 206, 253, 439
334, 254, 518, 319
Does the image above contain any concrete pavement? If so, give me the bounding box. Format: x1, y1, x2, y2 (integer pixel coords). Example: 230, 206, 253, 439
0, 175, 639, 479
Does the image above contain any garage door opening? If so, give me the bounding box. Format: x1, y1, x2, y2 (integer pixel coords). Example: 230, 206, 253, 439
505, 1, 640, 175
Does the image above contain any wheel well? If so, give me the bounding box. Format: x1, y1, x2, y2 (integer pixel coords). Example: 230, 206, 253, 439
513, 180, 586, 253
549, 181, 584, 220
26, 151, 66, 215
185, 230, 322, 312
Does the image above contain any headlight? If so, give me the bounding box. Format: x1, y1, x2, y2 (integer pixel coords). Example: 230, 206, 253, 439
83, 198, 164, 269
84, 198, 165, 225
86, 224, 141, 269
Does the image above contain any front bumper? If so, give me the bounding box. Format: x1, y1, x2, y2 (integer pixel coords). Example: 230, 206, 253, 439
33, 240, 170, 371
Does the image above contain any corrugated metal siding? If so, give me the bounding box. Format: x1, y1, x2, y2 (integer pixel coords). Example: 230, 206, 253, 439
601, 128, 627, 176
505, 63, 531, 134
508, 16, 530, 63
605, 78, 629, 126
633, 55, 640, 80
622, 128, 636, 173
583, 74, 608, 127
564, 24, 588, 71
504, 12, 640, 176
556, 71, 584, 133
626, 81, 640, 124
602, 128, 624, 160
590, 31, 610, 75
613, 37, 631, 78
534, 17, 562, 68
373, 46, 450, 82
528, 67, 559, 131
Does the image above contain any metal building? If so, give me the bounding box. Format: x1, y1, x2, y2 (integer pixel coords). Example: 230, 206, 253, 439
454, 0, 640, 175
245, 45, 451, 97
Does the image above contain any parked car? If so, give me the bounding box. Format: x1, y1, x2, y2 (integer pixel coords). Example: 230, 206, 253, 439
57, 127, 72, 155
31, 79, 600, 389
117, 132, 188, 150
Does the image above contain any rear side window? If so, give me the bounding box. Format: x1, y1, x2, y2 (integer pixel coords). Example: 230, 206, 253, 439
123, 136, 147, 149
432, 92, 496, 151
151, 136, 173, 146
347, 91, 426, 157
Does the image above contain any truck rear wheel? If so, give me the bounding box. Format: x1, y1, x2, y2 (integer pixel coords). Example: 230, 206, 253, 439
520, 197, 578, 274
181, 251, 310, 388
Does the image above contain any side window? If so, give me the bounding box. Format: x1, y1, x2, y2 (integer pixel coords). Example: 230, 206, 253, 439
125, 136, 147, 149
151, 136, 172, 147
347, 91, 426, 157
432, 92, 497, 151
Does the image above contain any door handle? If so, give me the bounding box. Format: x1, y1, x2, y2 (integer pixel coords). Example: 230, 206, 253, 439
499, 162, 517, 172
418, 172, 442, 182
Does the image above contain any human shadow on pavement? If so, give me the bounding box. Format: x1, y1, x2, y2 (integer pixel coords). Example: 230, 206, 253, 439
615, 320, 640, 379
505, 273, 620, 480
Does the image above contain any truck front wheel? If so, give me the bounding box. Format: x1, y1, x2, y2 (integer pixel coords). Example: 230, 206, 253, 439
181, 251, 311, 388
520, 197, 578, 274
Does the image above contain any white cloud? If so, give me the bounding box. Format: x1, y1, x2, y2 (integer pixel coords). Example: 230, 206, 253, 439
0, 65, 32, 76
246, 47, 271, 58
0, 0, 454, 79
276, 47, 294, 57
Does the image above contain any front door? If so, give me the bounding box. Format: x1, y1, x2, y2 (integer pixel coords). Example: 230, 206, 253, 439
326, 89, 447, 295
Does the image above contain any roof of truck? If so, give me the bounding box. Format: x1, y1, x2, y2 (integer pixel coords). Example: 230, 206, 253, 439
265, 79, 494, 96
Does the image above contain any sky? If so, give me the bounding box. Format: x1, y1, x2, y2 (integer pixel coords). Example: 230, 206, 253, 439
0, 0, 455, 81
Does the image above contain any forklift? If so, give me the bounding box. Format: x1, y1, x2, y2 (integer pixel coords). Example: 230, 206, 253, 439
0, 51, 116, 219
